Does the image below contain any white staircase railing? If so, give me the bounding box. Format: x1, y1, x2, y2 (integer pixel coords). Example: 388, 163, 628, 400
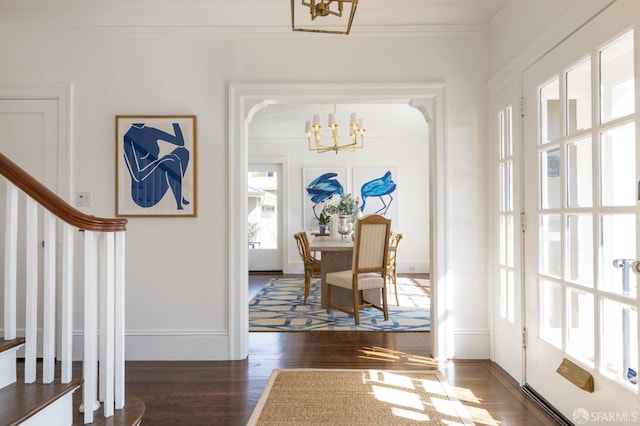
1, 152, 128, 423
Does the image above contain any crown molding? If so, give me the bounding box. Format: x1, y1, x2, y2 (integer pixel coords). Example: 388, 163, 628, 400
0, 24, 488, 39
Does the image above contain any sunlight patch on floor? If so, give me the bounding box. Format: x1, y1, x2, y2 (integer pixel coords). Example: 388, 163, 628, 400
359, 368, 500, 426
358, 346, 440, 367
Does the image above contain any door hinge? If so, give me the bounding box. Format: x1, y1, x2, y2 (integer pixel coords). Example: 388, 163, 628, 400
522, 327, 528, 350
520, 97, 525, 117
520, 212, 526, 232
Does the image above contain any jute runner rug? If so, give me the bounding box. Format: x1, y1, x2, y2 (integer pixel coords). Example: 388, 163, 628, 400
247, 369, 473, 425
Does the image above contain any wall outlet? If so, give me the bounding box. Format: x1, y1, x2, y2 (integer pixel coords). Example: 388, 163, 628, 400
76, 192, 92, 207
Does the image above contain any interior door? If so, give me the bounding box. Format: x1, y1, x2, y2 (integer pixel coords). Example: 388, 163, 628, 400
0, 99, 58, 185
523, 0, 640, 420
0, 98, 59, 354
248, 163, 283, 272
491, 75, 524, 383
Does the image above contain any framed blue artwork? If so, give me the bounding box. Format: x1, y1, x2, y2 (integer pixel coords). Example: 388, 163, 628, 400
353, 167, 398, 226
116, 115, 197, 217
302, 168, 347, 229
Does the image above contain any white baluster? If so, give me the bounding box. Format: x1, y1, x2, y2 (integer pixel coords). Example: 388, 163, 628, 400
3, 183, 18, 340
24, 196, 38, 384
99, 232, 115, 417
43, 211, 56, 383
115, 231, 126, 409
83, 230, 99, 423
61, 223, 74, 384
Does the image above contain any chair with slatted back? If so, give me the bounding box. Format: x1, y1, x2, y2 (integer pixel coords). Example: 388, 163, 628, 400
294, 232, 321, 305
325, 214, 391, 325
387, 232, 404, 305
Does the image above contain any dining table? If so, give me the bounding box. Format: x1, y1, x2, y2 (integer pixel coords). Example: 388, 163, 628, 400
308, 236, 384, 309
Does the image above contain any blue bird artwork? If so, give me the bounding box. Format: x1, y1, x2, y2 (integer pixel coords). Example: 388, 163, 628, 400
306, 172, 344, 220
359, 170, 397, 215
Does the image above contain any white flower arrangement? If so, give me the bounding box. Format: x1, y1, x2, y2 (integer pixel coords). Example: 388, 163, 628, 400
323, 193, 360, 216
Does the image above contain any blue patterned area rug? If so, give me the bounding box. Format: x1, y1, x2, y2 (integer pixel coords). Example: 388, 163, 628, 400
249, 277, 430, 331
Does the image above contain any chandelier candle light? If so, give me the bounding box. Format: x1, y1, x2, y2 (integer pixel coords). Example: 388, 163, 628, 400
304, 105, 366, 154
291, 0, 359, 35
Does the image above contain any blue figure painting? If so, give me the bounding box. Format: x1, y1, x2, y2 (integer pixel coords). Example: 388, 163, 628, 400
306, 172, 344, 219
360, 170, 396, 215
123, 122, 190, 210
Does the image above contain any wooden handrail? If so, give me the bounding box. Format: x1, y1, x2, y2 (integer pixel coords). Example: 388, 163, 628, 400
0, 152, 127, 232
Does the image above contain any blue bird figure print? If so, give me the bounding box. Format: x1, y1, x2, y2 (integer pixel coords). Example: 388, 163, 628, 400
360, 170, 396, 215
306, 172, 344, 220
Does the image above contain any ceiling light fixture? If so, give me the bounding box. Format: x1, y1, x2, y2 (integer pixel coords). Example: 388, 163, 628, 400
291, 0, 359, 35
304, 105, 366, 154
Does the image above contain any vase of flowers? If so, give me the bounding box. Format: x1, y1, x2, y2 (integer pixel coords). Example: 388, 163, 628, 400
324, 193, 360, 240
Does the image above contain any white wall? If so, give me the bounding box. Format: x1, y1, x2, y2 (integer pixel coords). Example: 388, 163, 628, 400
0, 7, 490, 359
489, 0, 615, 80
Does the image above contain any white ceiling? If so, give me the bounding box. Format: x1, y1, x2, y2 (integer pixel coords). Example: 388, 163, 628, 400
249, 103, 429, 140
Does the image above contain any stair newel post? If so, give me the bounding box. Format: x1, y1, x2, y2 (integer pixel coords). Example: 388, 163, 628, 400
114, 231, 126, 409
43, 211, 56, 384
60, 223, 74, 384
24, 196, 38, 384
3, 182, 18, 340
83, 230, 100, 423
99, 232, 115, 417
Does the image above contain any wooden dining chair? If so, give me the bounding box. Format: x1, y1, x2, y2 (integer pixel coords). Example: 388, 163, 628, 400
387, 232, 404, 305
325, 214, 391, 325
293, 232, 321, 305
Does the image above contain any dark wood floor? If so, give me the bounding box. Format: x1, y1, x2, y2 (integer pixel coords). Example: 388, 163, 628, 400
119, 274, 561, 425
125, 332, 560, 425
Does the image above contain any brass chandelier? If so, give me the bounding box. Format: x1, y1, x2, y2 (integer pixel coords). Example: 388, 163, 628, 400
291, 0, 359, 35
304, 105, 366, 154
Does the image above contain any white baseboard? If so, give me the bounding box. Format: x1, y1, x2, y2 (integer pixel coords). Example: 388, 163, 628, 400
72, 330, 230, 361
451, 329, 490, 359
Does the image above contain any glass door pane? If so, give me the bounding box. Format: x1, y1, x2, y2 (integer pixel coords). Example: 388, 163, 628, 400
248, 163, 283, 272
248, 170, 278, 249
600, 122, 636, 206
601, 32, 635, 123
566, 58, 592, 135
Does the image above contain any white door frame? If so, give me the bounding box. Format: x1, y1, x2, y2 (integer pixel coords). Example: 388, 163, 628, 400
228, 83, 447, 360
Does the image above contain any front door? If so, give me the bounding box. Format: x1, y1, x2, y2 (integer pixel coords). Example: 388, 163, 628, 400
523, 0, 640, 420
491, 75, 524, 383
248, 163, 283, 272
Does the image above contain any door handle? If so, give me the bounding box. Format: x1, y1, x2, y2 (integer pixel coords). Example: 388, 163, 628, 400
613, 259, 635, 296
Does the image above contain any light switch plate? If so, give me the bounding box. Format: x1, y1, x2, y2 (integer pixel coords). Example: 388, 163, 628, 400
76, 192, 92, 207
